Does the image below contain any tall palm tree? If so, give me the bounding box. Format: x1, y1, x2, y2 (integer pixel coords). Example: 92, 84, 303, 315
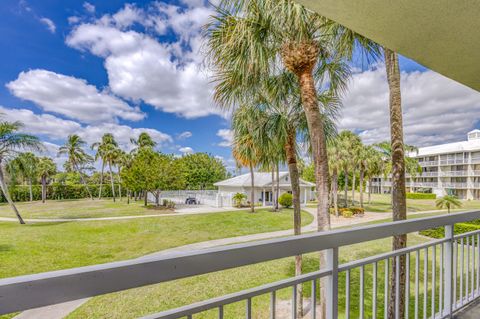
116, 149, 128, 201
231, 107, 263, 213
8, 152, 38, 202
58, 135, 94, 200
92, 133, 117, 199
104, 142, 119, 202
130, 132, 156, 152
0, 119, 41, 224
205, 0, 351, 234
327, 140, 342, 216
37, 157, 56, 203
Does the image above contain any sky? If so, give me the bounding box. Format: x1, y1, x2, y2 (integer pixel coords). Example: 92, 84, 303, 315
1, 0, 480, 171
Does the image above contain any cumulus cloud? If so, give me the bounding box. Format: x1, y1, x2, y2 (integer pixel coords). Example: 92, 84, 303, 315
40, 17, 56, 33
179, 146, 194, 154
216, 129, 233, 147
177, 131, 192, 140
65, 2, 224, 119
6, 69, 144, 124
340, 66, 480, 146
0, 106, 171, 152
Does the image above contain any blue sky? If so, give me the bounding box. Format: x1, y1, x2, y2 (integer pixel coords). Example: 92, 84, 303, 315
1, 0, 480, 170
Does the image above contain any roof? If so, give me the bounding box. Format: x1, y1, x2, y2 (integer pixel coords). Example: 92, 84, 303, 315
296, 0, 480, 92
411, 133, 480, 157
214, 171, 315, 188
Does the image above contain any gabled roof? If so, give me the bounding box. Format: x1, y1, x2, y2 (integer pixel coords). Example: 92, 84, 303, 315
214, 171, 315, 187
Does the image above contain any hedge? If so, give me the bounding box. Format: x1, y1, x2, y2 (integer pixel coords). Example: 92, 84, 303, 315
406, 192, 436, 200
0, 184, 127, 202
419, 223, 480, 240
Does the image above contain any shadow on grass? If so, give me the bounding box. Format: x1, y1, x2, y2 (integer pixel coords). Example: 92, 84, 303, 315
0, 244, 13, 252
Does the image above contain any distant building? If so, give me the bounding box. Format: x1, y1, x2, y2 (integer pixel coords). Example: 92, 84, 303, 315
371, 130, 480, 199
214, 171, 315, 206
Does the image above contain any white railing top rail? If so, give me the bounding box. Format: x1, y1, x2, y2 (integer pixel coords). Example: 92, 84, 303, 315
2, 210, 480, 315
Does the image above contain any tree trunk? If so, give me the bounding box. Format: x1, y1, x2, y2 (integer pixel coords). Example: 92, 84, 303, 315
108, 161, 116, 202
75, 163, 93, 200
144, 191, 148, 206
155, 190, 160, 206
249, 164, 255, 213
333, 169, 339, 217
118, 167, 122, 201
98, 161, 105, 199
127, 190, 130, 204
0, 167, 25, 224
351, 171, 356, 206
368, 178, 372, 203
344, 169, 349, 207
285, 128, 303, 317
385, 47, 407, 319
275, 163, 280, 211
28, 178, 33, 202
271, 164, 275, 211
359, 168, 364, 208
41, 176, 47, 203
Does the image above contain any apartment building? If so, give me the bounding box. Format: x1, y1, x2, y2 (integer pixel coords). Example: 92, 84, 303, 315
371, 129, 480, 199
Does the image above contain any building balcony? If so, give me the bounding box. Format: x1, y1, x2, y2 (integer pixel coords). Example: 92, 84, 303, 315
419, 160, 438, 167
3, 212, 480, 319
472, 170, 480, 176
471, 157, 480, 164
472, 183, 480, 189
440, 171, 469, 177
443, 182, 469, 189
440, 159, 468, 165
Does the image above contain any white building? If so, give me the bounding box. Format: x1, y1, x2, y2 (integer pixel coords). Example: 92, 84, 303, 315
214, 171, 315, 206
371, 130, 480, 199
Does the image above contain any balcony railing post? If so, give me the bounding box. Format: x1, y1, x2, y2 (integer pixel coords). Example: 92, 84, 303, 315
326, 247, 339, 319
443, 224, 454, 318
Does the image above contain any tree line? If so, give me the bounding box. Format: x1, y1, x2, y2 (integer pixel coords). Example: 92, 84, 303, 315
0, 126, 228, 224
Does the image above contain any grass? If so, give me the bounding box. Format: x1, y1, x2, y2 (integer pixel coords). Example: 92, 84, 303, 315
0, 199, 177, 219
308, 193, 480, 213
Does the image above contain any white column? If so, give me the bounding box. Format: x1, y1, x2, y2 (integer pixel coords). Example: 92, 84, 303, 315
262, 189, 265, 206
303, 188, 307, 205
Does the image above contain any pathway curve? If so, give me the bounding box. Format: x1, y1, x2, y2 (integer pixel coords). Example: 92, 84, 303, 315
11, 208, 445, 319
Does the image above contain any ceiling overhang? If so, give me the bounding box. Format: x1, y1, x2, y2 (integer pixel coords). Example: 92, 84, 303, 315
296, 0, 480, 91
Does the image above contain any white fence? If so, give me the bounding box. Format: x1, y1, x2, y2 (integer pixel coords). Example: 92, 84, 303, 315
147, 190, 233, 208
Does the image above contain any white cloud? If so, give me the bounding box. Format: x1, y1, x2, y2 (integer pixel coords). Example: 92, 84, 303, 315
216, 129, 233, 147
340, 66, 480, 146
6, 69, 145, 124
179, 146, 194, 154
83, 2, 95, 13
40, 17, 56, 33
0, 106, 172, 152
177, 131, 192, 140
65, 3, 224, 119
68, 16, 80, 24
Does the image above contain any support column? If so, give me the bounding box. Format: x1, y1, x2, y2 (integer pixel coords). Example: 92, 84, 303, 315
326, 247, 339, 319
443, 224, 454, 317
262, 189, 265, 207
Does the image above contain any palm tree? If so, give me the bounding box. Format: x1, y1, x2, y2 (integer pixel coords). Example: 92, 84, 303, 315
130, 132, 156, 152
436, 195, 462, 214
104, 142, 119, 202
0, 119, 41, 224
231, 106, 262, 213
327, 140, 342, 216
92, 133, 117, 199
8, 152, 38, 202
58, 135, 94, 200
116, 150, 128, 201
37, 157, 56, 203
205, 0, 352, 234
336, 131, 361, 207
362, 146, 383, 205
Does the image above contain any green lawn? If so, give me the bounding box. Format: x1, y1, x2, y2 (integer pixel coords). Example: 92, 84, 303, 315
308, 193, 480, 213
0, 199, 178, 219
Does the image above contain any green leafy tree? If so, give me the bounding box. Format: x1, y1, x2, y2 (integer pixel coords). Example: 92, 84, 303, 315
92, 133, 117, 199
0, 119, 42, 223
178, 153, 227, 190
130, 132, 157, 153
278, 193, 293, 208
37, 157, 56, 203
58, 135, 94, 200
301, 164, 315, 183
436, 195, 462, 214
8, 152, 39, 202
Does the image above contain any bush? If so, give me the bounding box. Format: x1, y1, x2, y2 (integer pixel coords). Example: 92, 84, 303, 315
279, 193, 293, 208
232, 193, 247, 208
349, 206, 365, 215
342, 210, 353, 218
419, 223, 480, 239
406, 192, 436, 200
1, 184, 126, 202
162, 199, 176, 209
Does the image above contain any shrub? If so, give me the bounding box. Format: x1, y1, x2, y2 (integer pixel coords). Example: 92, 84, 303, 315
162, 199, 176, 209
342, 210, 353, 218
419, 223, 480, 239
232, 193, 247, 208
406, 192, 436, 200
349, 206, 365, 215
279, 193, 293, 208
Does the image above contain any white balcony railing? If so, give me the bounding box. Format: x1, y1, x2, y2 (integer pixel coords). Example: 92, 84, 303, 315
472, 170, 480, 176
471, 157, 480, 164
419, 161, 438, 167
442, 182, 469, 189
440, 171, 469, 177
3, 212, 480, 319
